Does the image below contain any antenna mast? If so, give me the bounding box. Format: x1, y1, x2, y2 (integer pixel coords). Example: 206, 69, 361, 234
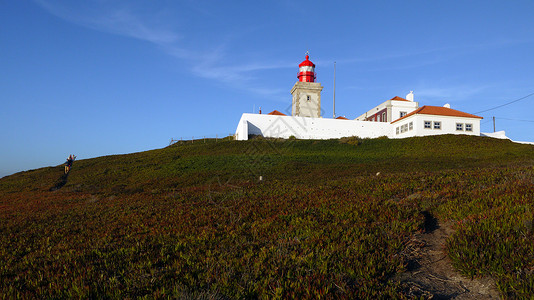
333, 61, 336, 118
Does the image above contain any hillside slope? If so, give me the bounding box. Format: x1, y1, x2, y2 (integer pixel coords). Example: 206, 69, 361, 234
1, 135, 533, 298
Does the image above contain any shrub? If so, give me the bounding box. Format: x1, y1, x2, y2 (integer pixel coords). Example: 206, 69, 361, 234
339, 136, 362, 146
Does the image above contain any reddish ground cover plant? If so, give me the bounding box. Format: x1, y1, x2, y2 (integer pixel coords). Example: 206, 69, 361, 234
1, 135, 533, 298
440, 169, 534, 298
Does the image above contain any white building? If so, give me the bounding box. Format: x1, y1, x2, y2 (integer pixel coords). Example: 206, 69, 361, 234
234, 54, 483, 141
355, 92, 418, 123
391, 105, 482, 138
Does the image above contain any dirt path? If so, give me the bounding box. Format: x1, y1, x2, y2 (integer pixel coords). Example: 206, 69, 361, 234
397, 213, 500, 299
50, 173, 69, 191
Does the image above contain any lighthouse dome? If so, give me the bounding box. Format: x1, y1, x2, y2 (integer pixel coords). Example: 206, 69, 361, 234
299, 55, 315, 68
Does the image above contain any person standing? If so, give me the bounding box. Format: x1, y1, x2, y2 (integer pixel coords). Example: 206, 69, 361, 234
64, 154, 76, 174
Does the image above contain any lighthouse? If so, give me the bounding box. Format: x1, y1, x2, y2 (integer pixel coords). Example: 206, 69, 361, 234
291, 53, 324, 118
297, 54, 316, 82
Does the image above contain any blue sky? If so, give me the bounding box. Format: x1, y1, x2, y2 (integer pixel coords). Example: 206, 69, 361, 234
2, 0, 534, 178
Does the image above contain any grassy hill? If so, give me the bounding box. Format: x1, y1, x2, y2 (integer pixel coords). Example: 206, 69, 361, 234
1, 135, 533, 298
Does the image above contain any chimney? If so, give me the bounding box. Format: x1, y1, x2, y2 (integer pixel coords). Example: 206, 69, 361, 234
406, 91, 414, 102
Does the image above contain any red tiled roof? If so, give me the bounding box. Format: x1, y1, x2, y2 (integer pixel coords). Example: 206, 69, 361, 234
390, 96, 409, 101
391, 105, 483, 124
267, 110, 287, 116
335, 116, 349, 120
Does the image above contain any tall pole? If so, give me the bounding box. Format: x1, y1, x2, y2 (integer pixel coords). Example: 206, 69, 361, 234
333, 61, 336, 118
493, 116, 496, 132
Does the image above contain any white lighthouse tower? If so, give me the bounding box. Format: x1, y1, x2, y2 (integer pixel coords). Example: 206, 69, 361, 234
291, 53, 324, 118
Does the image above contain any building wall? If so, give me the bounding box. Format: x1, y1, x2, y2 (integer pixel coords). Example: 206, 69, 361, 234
291, 82, 323, 118
390, 101, 418, 122
366, 107, 387, 122
392, 115, 481, 138
235, 113, 392, 141
355, 100, 418, 122
356, 101, 388, 121
235, 113, 482, 141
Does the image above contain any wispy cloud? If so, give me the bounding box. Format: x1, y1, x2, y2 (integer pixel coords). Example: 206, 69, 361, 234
34, 0, 180, 44
33, 0, 291, 98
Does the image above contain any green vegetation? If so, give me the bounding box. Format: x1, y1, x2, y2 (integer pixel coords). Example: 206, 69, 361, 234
1, 135, 533, 298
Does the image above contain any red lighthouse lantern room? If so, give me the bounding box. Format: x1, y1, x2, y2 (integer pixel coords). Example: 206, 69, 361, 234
297, 54, 316, 82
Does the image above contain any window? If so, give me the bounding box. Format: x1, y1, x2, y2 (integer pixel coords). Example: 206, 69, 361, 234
396, 127, 399, 135
424, 121, 432, 129
433, 121, 441, 130
456, 123, 464, 131
382, 112, 386, 122
409, 122, 413, 131
465, 123, 473, 131
306, 95, 311, 101
400, 111, 407, 118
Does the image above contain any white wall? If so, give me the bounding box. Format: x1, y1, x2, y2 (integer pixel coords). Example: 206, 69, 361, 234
392, 115, 481, 138
355, 102, 386, 121
481, 131, 508, 139
236, 113, 482, 141
235, 113, 392, 140
481, 131, 534, 145
355, 100, 418, 122
390, 101, 418, 122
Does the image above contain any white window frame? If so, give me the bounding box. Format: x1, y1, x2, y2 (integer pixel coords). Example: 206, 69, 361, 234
456, 123, 464, 131
409, 122, 413, 131
400, 111, 407, 118
424, 121, 432, 129
433, 121, 441, 130
465, 123, 473, 132
396, 127, 399, 135
382, 112, 386, 122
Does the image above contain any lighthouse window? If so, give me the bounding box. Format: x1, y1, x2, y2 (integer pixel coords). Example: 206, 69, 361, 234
400, 111, 407, 118
307, 95, 311, 101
